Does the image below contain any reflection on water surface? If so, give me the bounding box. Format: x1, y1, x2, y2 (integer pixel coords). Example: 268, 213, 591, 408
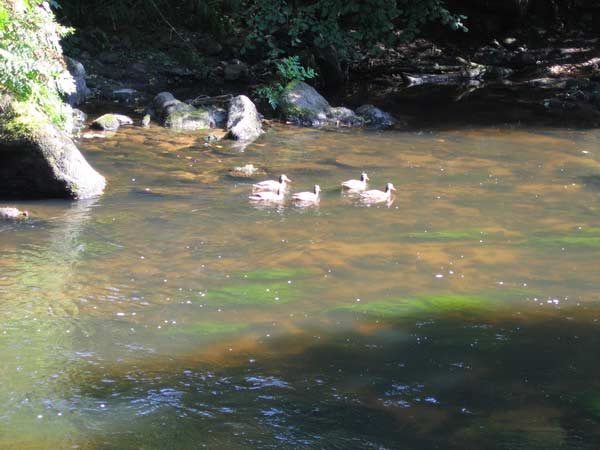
1, 122, 600, 449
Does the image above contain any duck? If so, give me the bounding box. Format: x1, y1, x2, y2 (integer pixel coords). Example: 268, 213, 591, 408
252, 174, 292, 193
292, 185, 321, 204
342, 172, 369, 192
0, 207, 29, 220
359, 182, 396, 204
249, 186, 285, 203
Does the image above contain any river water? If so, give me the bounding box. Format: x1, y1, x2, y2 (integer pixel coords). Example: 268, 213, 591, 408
1, 119, 600, 449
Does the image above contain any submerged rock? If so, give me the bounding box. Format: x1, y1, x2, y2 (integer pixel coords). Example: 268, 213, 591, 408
153, 92, 226, 131
0, 207, 28, 220
226, 95, 263, 142
65, 57, 90, 107
228, 163, 266, 178
355, 104, 396, 128
328, 107, 364, 127
0, 94, 106, 199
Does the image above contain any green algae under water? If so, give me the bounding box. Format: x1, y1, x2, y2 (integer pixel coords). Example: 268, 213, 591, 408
1, 123, 600, 449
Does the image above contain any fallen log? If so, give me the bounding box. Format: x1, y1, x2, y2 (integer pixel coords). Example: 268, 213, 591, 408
402, 58, 513, 86
189, 94, 233, 106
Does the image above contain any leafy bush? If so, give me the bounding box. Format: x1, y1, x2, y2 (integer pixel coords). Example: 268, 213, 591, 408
256, 56, 316, 109
0, 1, 75, 129
243, 0, 467, 64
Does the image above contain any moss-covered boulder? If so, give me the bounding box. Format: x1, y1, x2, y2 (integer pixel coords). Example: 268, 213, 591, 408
152, 92, 226, 131
280, 81, 380, 128
0, 93, 106, 199
279, 81, 330, 125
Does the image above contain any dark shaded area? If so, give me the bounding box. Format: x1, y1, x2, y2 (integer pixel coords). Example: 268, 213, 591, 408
70, 311, 600, 449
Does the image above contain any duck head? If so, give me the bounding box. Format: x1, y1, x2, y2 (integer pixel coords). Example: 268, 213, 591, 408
314, 184, 321, 195
361, 172, 369, 182
385, 183, 396, 193
279, 174, 292, 184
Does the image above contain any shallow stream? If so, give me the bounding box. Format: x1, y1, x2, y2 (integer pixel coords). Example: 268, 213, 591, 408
1, 120, 600, 449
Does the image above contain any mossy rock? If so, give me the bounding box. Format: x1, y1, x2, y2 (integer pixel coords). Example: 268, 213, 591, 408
0, 94, 106, 199
91, 113, 120, 131
164, 108, 213, 131
279, 80, 330, 124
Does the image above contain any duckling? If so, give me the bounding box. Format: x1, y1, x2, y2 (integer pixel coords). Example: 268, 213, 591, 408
342, 172, 369, 192
249, 186, 285, 203
252, 174, 292, 193
0, 207, 29, 220
292, 185, 321, 205
359, 182, 396, 204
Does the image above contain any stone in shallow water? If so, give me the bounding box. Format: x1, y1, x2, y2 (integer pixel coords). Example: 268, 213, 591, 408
355, 104, 396, 128
91, 113, 133, 131
153, 92, 227, 131
228, 164, 266, 178
226, 95, 263, 142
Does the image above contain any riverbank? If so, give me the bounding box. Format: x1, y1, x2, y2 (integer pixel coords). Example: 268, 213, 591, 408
66, 24, 600, 129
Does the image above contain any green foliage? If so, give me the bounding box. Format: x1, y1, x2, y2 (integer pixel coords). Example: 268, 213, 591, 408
243, 0, 467, 64
0, 1, 74, 129
256, 55, 316, 110
55, 0, 241, 35
399, 0, 468, 42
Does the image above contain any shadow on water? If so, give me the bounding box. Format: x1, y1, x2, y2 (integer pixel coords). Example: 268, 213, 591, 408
57, 308, 600, 450
337, 83, 600, 130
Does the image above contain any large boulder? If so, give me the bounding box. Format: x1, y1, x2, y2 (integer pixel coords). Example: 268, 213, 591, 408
152, 92, 226, 131
279, 81, 330, 125
279, 81, 371, 128
226, 95, 263, 142
65, 57, 90, 107
0, 94, 106, 199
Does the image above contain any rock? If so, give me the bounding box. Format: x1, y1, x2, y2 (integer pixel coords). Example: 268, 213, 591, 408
112, 88, 137, 103
152, 92, 226, 131
141, 114, 151, 128
113, 114, 133, 126
228, 164, 266, 178
65, 57, 90, 107
280, 81, 365, 127
280, 81, 330, 125
355, 105, 395, 128
0, 207, 28, 220
226, 95, 263, 142
71, 108, 87, 134
327, 107, 364, 127
224, 60, 248, 81
91, 113, 133, 131
0, 94, 106, 199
